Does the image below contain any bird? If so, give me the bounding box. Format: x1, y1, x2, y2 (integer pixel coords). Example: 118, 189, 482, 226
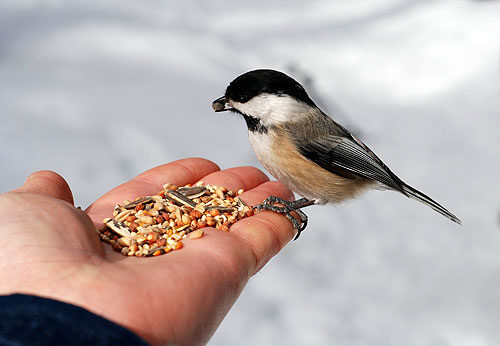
212, 69, 461, 239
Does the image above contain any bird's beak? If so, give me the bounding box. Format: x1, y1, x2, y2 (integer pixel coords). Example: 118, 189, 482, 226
212, 96, 233, 112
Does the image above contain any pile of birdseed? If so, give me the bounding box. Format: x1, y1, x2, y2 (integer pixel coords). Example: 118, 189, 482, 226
98, 182, 254, 257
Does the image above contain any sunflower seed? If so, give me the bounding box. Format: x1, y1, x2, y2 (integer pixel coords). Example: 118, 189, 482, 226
177, 186, 208, 198
103, 218, 132, 237
165, 190, 197, 208
123, 197, 153, 209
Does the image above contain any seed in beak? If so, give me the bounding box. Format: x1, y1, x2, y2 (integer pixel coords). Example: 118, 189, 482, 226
212, 96, 230, 112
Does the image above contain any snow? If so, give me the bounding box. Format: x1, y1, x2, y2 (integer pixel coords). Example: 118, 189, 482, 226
1, 1, 500, 345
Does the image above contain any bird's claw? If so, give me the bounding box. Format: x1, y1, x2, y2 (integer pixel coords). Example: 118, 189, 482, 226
254, 196, 309, 240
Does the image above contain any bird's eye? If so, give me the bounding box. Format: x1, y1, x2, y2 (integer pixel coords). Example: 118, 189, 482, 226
237, 94, 249, 103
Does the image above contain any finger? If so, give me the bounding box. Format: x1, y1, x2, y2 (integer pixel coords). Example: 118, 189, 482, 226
86, 158, 220, 223
176, 180, 295, 279
190, 165, 296, 276
9, 170, 74, 205
193, 167, 296, 275
230, 180, 296, 274
200, 166, 270, 192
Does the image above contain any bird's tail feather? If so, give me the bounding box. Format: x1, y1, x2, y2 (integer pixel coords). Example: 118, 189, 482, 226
401, 183, 461, 225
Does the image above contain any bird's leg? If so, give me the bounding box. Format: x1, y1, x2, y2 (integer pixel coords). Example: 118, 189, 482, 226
254, 197, 315, 240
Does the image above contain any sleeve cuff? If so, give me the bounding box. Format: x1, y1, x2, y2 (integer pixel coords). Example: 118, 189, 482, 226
0, 294, 149, 346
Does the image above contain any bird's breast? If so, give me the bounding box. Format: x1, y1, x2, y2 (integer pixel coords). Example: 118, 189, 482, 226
247, 127, 372, 204
248, 130, 279, 174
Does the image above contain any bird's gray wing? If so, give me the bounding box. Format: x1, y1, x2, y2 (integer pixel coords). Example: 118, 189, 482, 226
297, 134, 405, 192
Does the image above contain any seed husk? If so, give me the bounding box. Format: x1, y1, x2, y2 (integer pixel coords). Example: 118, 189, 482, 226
206, 206, 236, 213
118, 237, 136, 247
177, 186, 208, 198
103, 218, 132, 238
165, 190, 197, 208
123, 197, 153, 209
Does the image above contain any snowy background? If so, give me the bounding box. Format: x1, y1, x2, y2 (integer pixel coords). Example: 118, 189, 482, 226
1, 0, 500, 345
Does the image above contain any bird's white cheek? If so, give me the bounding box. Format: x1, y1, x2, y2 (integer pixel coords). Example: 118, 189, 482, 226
233, 94, 309, 126
233, 99, 271, 120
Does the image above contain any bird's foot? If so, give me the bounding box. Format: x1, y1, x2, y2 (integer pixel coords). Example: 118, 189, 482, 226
254, 197, 314, 240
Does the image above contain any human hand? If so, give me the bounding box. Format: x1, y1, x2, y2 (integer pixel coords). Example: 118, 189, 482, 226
0, 158, 295, 346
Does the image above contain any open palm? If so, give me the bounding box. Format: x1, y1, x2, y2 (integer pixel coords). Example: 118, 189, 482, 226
0, 158, 296, 346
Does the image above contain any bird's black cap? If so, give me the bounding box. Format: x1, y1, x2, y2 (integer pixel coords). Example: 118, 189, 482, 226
225, 69, 316, 106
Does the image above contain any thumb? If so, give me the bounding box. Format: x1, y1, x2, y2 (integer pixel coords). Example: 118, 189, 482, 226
10, 170, 74, 205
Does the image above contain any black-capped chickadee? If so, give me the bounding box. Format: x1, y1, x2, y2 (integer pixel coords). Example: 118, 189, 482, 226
212, 69, 461, 239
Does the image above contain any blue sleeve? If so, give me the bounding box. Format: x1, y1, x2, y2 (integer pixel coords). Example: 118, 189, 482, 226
0, 294, 149, 346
